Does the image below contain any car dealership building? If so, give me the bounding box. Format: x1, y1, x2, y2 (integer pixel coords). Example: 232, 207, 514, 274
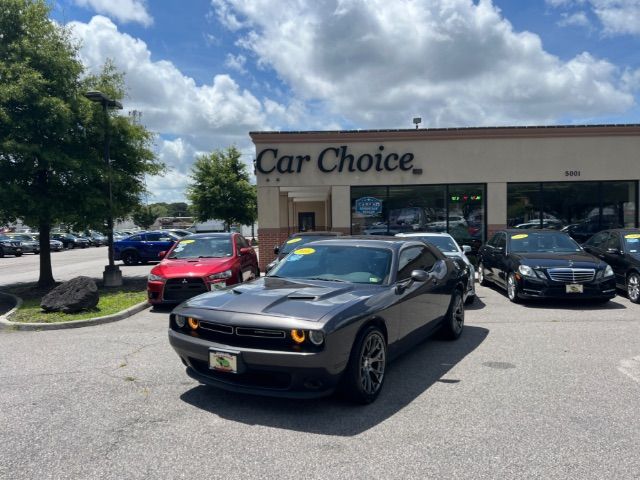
251, 125, 640, 270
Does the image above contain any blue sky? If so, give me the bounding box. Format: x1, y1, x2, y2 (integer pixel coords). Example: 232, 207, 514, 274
50, 0, 640, 202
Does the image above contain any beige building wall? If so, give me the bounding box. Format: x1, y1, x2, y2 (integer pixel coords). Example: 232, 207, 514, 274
252, 126, 640, 268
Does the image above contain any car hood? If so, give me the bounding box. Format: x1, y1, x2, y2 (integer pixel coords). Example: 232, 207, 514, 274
513, 251, 605, 269
152, 257, 235, 278
179, 277, 376, 322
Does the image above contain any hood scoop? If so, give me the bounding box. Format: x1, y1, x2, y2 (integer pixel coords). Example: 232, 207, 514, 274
287, 292, 319, 301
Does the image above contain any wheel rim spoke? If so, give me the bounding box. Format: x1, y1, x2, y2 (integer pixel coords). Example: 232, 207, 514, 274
360, 333, 385, 394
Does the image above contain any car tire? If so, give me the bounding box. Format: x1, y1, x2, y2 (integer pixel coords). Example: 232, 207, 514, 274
507, 272, 521, 303
478, 262, 488, 286
68, 242, 74, 249
626, 272, 640, 303
0, 248, 4, 258
441, 290, 465, 340
15, 252, 22, 257
121, 251, 139, 265
34, 250, 40, 255
341, 325, 387, 404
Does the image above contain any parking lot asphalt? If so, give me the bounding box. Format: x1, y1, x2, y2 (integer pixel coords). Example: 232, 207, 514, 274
0, 281, 639, 479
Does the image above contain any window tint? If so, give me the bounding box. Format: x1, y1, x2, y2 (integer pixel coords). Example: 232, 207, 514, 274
585, 231, 609, 247
237, 236, 249, 248
488, 233, 501, 247
606, 233, 621, 251
129, 235, 143, 242
397, 246, 438, 281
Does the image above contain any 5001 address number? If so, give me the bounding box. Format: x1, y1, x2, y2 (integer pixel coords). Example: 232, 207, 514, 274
565, 170, 581, 177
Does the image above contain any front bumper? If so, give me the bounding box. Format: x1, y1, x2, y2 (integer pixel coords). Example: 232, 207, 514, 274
0, 245, 22, 255
168, 328, 345, 399
517, 275, 616, 299
148, 276, 236, 304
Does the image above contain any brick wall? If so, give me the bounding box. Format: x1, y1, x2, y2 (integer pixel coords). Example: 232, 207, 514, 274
257, 228, 291, 271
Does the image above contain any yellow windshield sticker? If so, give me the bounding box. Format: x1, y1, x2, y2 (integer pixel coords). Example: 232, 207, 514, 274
286, 238, 302, 244
511, 234, 528, 240
369, 276, 381, 283
624, 234, 640, 239
293, 247, 315, 255
180, 239, 195, 244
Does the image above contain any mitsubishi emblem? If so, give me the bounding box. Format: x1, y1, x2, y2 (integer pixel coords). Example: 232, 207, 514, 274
181, 278, 188, 284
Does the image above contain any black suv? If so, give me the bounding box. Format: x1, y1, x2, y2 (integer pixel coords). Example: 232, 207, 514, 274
582, 229, 640, 303
0, 234, 23, 257
478, 229, 616, 303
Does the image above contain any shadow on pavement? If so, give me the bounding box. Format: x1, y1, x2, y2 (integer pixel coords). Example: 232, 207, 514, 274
179, 325, 489, 436
465, 295, 486, 311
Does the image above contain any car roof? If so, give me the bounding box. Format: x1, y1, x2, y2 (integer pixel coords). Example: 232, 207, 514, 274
601, 228, 640, 234
396, 232, 453, 237
287, 231, 343, 237
179, 232, 234, 239
502, 229, 567, 234
303, 236, 426, 251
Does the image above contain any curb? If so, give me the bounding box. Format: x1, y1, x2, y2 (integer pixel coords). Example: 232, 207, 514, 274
0, 293, 150, 331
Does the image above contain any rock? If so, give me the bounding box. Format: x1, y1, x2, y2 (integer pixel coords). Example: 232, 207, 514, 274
40, 276, 99, 313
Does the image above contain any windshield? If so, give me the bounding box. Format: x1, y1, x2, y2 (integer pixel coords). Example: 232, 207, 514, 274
509, 232, 581, 253
270, 245, 392, 284
168, 237, 233, 259
413, 236, 459, 253
281, 235, 336, 254
11, 234, 33, 241
624, 233, 640, 254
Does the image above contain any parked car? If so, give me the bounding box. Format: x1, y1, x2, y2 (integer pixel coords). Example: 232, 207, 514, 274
114, 230, 179, 265
166, 229, 193, 237
265, 231, 343, 273
396, 231, 475, 304
168, 237, 469, 403
477, 229, 616, 303
0, 234, 22, 257
7, 233, 39, 254
582, 229, 640, 303
31, 234, 64, 252
147, 233, 259, 305
51, 233, 90, 249
80, 231, 107, 246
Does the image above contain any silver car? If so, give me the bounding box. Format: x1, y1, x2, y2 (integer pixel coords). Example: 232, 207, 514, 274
396, 232, 476, 304
7, 233, 39, 254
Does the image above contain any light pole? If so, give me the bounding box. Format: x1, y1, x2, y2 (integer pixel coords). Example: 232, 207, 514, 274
85, 91, 123, 287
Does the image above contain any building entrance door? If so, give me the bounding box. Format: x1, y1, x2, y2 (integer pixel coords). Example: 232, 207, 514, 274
298, 212, 316, 232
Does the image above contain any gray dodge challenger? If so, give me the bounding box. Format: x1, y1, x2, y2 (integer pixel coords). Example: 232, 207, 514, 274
169, 237, 469, 403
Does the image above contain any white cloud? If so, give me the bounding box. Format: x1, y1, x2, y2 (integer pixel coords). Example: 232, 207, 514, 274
548, 0, 640, 36
74, 0, 153, 27
592, 0, 640, 36
69, 16, 303, 201
214, 0, 633, 127
225, 53, 247, 74
558, 11, 592, 27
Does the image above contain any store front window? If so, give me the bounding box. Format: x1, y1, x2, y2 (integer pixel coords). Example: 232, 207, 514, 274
507, 181, 638, 243
351, 184, 486, 248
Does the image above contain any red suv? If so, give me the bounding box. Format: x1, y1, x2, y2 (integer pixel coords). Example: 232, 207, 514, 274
147, 233, 259, 305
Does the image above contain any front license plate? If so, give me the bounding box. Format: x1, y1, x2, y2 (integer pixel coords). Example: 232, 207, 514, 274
209, 351, 237, 373
566, 284, 584, 293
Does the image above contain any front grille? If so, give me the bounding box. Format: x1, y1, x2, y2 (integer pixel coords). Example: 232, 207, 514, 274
547, 268, 595, 283
236, 327, 286, 338
163, 277, 208, 301
200, 321, 234, 334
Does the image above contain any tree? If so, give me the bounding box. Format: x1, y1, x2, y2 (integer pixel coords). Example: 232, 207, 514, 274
0, 2, 163, 287
132, 204, 168, 229
187, 146, 256, 231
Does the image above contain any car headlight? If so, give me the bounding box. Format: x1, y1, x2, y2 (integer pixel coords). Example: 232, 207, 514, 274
174, 315, 186, 328
208, 269, 233, 280
148, 273, 165, 282
308, 330, 325, 345
518, 265, 538, 278
603, 265, 614, 278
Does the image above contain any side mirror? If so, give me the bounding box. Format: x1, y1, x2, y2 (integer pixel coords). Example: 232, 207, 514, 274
495, 246, 505, 254
158, 251, 166, 259
273, 246, 280, 255
410, 269, 429, 283
462, 245, 472, 254
606, 248, 621, 255
239, 247, 252, 256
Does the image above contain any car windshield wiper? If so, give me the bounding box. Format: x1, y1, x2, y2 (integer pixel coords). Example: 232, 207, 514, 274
306, 276, 349, 283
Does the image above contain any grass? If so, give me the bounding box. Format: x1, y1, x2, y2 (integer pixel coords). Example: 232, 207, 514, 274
4, 279, 147, 324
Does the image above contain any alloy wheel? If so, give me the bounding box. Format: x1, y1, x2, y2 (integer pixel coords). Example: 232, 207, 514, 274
507, 274, 518, 301
452, 295, 464, 334
359, 332, 386, 396
628, 273, 640, 303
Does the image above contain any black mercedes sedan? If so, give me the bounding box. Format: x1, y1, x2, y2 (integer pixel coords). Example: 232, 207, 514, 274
582, 229, 640, 303
169, 237, 469, 404
478, 229, 616, 303
265, 231, 343, 273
